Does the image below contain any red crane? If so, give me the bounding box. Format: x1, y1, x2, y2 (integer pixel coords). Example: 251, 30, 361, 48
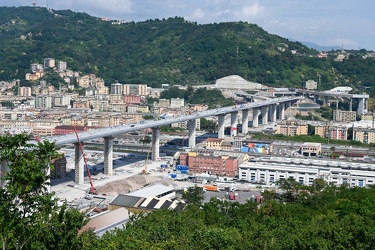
73, 127, 97, 195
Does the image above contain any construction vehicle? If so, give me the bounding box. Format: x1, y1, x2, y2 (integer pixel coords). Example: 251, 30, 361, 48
203, 185, 220, 192
73, 127, 98, 195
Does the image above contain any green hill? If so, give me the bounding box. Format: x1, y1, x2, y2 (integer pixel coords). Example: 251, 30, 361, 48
0, 6, 374, 96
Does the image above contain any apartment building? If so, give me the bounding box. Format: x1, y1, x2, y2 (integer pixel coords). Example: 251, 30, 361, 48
353, 127, 375, 144
361, 114, 375, 121
124, 95, 141, 104
205, 138, 224, 150
35, 95, 53, 109
18, 87, 32, 97
315, 124, 348, 140
124, 84, 147, 96
110, 83, 124, 95
53, 95, 72, 107
170, 98, 184, 108
333, 110, 356, 122
109, 103, 127, 112
44, 58, 55, 68
58, 61, 67, 71
158, 99, 170, 108
303, 80, 318, 90
276, 121, 308, 136
32, 126, 55, 137
179, 151, 238, 177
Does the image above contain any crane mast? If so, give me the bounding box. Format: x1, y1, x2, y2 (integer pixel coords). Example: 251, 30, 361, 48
73, 127, 97, 195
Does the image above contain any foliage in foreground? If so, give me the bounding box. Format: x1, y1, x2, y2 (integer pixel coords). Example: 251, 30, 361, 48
0, 133, 88, 250
2, 134, 375, 249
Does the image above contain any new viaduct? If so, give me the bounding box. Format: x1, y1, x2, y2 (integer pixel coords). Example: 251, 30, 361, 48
1, 96, 300, 185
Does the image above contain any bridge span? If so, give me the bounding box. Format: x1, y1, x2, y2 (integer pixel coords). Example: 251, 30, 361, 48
33, 96, 300, 185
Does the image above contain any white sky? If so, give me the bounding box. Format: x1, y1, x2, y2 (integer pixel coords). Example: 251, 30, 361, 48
4, 0, 375, 50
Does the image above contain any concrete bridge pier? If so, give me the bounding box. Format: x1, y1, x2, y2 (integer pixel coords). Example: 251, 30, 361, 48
188, 119, 197, 149
279, 103, 285, 120
357, 97, 368, 115
230, 112, 238, 136
74, 142, 84, 185
104, 136, 114, 176
252, 108, 260, 127
241, 110, 249, 134
218, 114, 226, 139
151, 127, 160, 161
271, 104, 277, 122
262, 106, 269, 125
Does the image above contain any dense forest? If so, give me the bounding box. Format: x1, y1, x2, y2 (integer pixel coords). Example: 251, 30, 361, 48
0, 7, 374, 96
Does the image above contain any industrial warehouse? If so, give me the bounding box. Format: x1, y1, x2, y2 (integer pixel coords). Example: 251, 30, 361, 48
239, 157, 375, 187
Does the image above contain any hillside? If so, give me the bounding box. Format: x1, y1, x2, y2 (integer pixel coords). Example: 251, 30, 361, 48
0, 6, 374, 95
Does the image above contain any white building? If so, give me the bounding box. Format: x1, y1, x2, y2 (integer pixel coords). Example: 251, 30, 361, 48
35, 95, 53, 109
170, 98, 184, 108
44, 58, 55, 68
303, 80, 317, 90
110, 83, 124, 95
239, 159, 375, 187
58, 61, 67, 72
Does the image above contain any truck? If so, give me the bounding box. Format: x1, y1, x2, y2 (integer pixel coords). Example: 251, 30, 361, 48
203, 185, 220, 192
229, 191, 239, 200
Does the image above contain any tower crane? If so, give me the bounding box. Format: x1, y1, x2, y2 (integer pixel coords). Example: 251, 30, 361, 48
73, 127, 98, 195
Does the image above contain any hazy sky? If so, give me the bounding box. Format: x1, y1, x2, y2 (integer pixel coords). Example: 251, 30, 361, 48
4, 0, 375, 50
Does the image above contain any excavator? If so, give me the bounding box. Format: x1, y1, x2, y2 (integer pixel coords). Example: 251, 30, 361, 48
73, 127, 98, 195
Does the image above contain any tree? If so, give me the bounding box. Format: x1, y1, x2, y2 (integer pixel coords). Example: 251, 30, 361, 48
139, 135, 151, 144
182, 185, 205, 205
277, 177, 302, 202
0, 133, 87, 249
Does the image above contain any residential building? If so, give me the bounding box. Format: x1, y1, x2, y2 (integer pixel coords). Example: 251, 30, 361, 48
353, 127, 375, 144
315, 124, 348, 140
32, 126, 55, 137
25, 70, 44, 81
109, 103, 127, 112
221, 140, 233, 151
55, 125, 88, 135
58, 61, 67, 71
333, 110, 356, 122
136, 106, 149, 113
44, 58, 55, 68
124, 95, 141, 104
171, 119, 201, 130
276, 121, 308, 136
179, 151, 238, 176
18, 87, 32, 97
110, 83, 124, 95
361, 113, 375, 121
73, 100, 90, 109
158, 99, 170, 108
35, 95, 53, 109
205, 138, 224, 150
328, 126, 348, 140
124, 84, 147, 96
53, 95, 72, 107
97, 86, 109, 95
303, 80, 318, 90
30, 63, 43, 72
170, 98, 184, 108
